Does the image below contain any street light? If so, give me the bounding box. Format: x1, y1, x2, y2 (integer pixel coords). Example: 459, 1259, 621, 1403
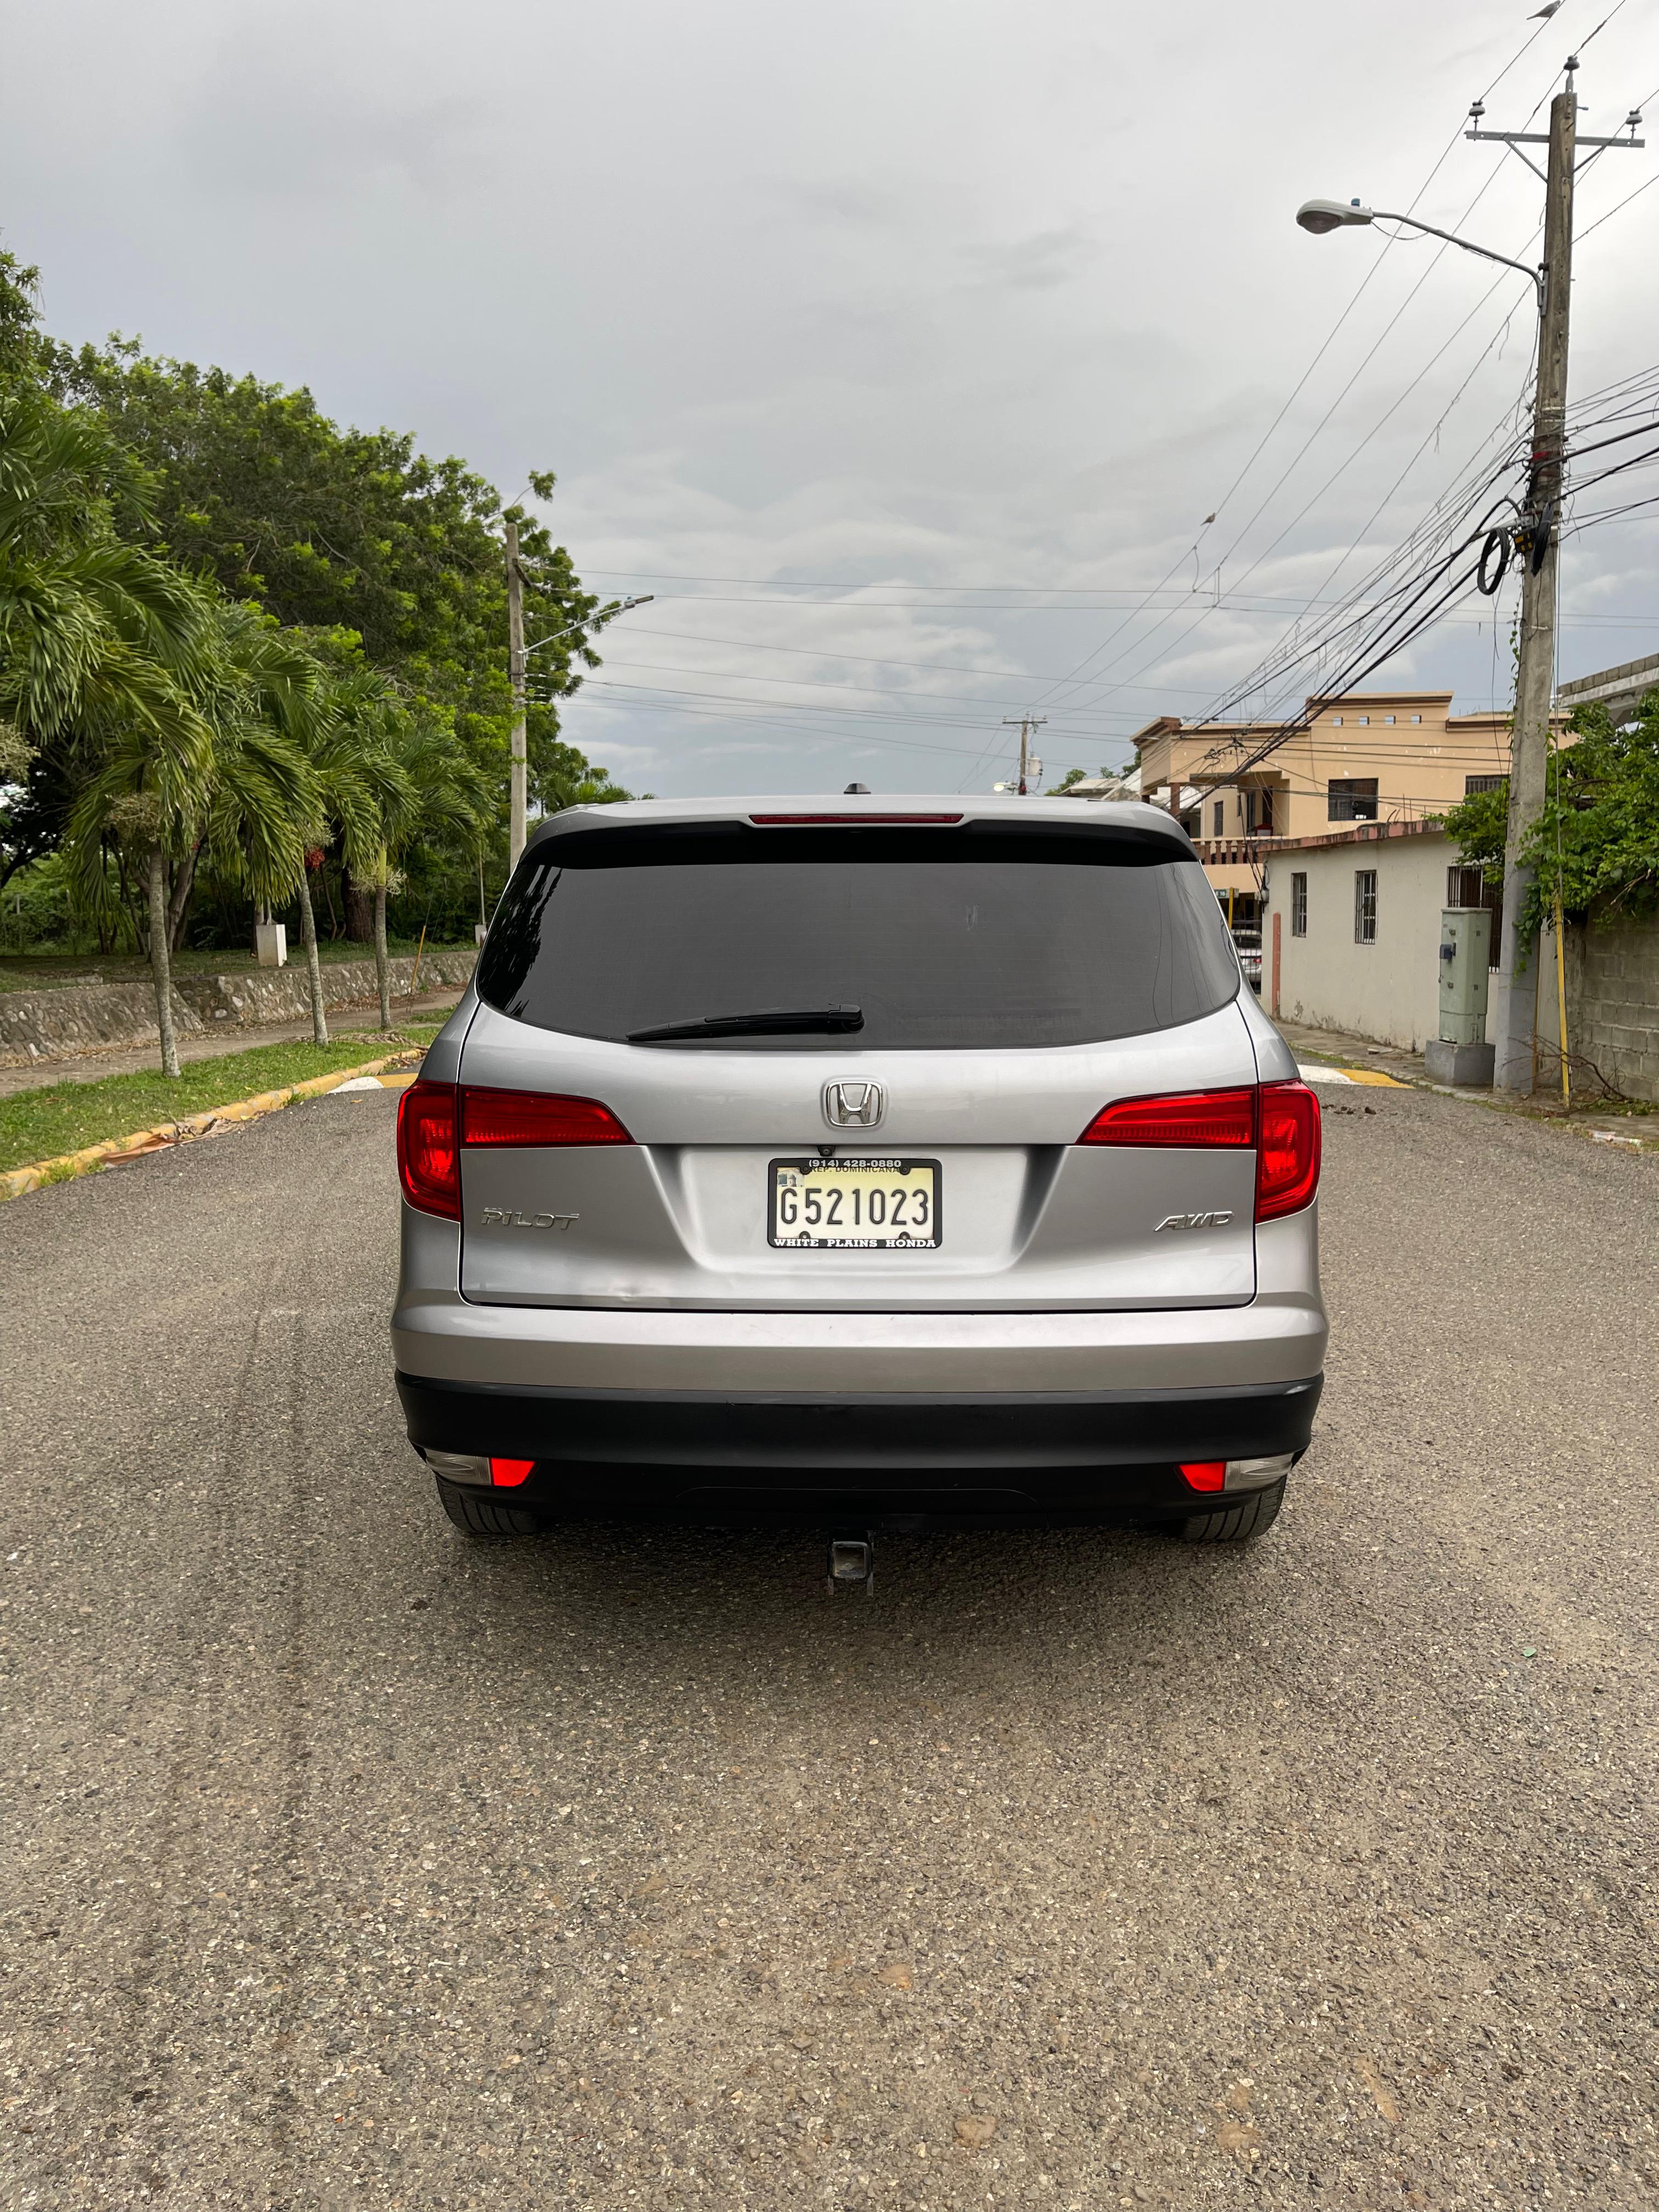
524, 592, 654, 658
1295, 198, 1545, 310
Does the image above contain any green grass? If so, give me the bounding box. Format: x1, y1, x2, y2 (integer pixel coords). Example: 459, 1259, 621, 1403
0, 941, 471, 992
1, 1025, 439, 1174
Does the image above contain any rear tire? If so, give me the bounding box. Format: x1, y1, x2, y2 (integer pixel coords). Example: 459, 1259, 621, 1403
435, 1475, 542, 1537
1177, 1475, 1286, 1544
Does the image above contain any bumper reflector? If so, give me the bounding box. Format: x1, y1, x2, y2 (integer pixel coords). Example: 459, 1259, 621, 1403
1180, 1460, 1226, 1492
490, 1457, 536, 1488
1181, 1454, 1296, 1495
427, 1449, 490, 1486
1223, 1452, 1295, 1491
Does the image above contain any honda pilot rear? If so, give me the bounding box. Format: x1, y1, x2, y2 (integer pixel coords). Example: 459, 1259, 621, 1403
392, 795, 1325, 1541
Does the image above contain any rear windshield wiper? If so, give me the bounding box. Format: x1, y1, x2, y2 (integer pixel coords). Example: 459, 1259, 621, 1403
627, 1004, 864, 1043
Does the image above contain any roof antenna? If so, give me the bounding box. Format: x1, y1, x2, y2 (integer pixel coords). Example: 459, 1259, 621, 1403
843, 782, 870, 795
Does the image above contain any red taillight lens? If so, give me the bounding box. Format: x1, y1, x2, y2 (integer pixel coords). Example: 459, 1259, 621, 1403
1180, 1461, 1226, 1493
1078, 1087, 1255, 1148
459, 1087, 633, 1147
1076, 1080, 1321, 1224
490, 1457, 535, 1488
1255, 1079, 1321, 1222
397, 1080, 460, 1220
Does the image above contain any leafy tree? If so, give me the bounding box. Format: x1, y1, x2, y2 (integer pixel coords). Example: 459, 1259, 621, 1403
1443, 695, 1659, 943
533, 737, 635, 815
4, 249, 636, 991
0, 249, 43, 386
39, 339, 610, 921
1441, 781, 1509, 889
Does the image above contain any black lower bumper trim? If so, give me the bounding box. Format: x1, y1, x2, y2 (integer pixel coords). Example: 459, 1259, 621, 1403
396, 1373, 1322, 1519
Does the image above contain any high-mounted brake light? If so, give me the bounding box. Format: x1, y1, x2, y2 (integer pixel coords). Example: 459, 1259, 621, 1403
1078, 1088, 1255, 1148
748, 812, 964, 825
1076, 1080, 1322, 1223
459, 1087, 633, 1147
1254, 1079, 1321, 1221
397, 1079, 461, 1220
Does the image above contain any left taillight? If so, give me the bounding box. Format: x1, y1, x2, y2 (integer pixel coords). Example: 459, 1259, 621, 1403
459, 1087, 633, 1147
398, 1081, 634, 1220
397, 1079, 461, 1220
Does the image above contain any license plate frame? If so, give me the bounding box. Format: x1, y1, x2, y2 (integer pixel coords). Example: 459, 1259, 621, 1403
768, 1156, 942, 1250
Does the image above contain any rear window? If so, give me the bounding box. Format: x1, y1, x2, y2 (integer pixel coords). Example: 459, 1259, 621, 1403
477, 825, 1240, 1049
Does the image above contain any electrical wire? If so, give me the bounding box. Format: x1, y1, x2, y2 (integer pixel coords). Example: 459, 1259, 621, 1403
1041, 42, 1601, 742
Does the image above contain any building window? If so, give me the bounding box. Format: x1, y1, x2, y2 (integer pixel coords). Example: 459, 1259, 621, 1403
1213, 799, 1224, 836
1464, 772, 1505, 795
1330, 714, 1342, 726
1357, 714, 1370, 725
1329, 777, 1379, 821
1410, 713, 1421, 725
1355, 870, 1377, 945
1384, 713, 1396, 725
1291, 872, 1307, 937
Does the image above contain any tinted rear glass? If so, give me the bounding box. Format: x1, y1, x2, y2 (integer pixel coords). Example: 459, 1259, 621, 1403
477, 826, 1239, 1049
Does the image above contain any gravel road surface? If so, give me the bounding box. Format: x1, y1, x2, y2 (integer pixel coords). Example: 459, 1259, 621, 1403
2, 1080, 1654, 2209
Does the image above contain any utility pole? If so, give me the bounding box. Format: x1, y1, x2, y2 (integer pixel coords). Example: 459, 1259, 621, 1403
1481, 59, 1644, 1092
506, 517, 528, 871
1488, 69, 1576, 1093
1002, 714, 1046, 795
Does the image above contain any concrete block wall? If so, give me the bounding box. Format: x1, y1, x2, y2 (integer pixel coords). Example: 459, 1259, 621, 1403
0, 948, 477, 1069
1566, 916, 1659, 1099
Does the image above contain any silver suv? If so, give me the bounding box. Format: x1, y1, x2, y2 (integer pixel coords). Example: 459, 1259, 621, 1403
393, 795, 1325, 1546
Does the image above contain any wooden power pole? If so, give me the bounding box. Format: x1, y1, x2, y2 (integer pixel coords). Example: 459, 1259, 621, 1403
1489, 71, 1578, 1094
506, 517, 528, 871
1002, 714, 1046, 795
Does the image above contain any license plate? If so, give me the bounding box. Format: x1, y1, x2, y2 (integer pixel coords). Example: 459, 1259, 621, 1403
769, 1157, 941, 1249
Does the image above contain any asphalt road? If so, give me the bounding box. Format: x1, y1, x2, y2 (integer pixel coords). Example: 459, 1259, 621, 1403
2, 1079, 1654, 2210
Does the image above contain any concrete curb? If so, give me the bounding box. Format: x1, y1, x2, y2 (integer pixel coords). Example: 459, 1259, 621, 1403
1, 1048, 424, 1203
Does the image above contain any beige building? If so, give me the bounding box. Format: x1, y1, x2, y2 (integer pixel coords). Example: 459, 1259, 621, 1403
1259, 819, 1494, 1052
1130, 690, 1520, 916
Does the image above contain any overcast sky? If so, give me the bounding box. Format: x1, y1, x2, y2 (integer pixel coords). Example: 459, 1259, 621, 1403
5, 0, 1657, 795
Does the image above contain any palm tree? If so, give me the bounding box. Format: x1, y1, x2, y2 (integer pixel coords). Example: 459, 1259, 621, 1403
1, 383, 218, 1072
295, 661, 407, 1043
66, 602, 325, 1075
366, 705, 488, 1029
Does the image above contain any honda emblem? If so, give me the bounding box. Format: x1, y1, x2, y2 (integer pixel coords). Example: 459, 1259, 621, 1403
823, 1079, 885, 1130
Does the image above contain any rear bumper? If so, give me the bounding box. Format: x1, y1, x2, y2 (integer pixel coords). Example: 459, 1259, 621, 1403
396, 1373, 1322, 1523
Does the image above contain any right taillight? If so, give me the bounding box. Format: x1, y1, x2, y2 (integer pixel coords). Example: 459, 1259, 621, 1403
1076, 1079, 1322, 1224
1254, 1079, 1321, 1221
397, 1079, 461, 1220
1077, 1087, 1255, 1148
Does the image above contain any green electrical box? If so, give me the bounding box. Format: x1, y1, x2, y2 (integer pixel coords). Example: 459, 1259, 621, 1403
1425, 907, 1495, 1086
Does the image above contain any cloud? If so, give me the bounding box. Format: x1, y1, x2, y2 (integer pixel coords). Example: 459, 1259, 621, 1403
3, 0, 1656, 794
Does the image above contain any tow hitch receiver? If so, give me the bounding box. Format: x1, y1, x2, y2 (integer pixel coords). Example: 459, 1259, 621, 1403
827, 1534, 874, 1596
